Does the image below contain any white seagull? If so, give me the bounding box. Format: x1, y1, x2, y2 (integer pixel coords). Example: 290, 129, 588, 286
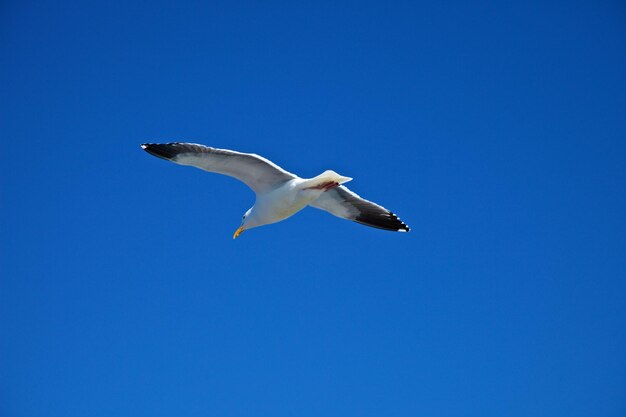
141, 143, 410, 238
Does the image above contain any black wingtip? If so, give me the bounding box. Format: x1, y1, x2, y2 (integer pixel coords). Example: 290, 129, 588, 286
141, 143, 181, 161
394, 225, 410, 233
391, 212, 411, 233
354, 210, 410, 232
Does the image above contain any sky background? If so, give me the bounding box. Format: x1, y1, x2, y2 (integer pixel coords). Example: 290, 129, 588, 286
1, 1, 625, 416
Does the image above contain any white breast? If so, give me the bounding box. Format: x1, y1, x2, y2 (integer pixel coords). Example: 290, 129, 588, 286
256, 179, 321, 223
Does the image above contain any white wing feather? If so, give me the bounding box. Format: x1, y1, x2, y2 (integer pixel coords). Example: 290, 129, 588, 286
309, 185, 410, 232
142, 143, 296, 194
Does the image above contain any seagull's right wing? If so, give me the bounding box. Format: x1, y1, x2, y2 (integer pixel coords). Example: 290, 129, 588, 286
309, 185, 410, 232
141, 143, 297, 194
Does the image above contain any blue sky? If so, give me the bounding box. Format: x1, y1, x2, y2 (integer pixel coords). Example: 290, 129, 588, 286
1, 1, 625, 416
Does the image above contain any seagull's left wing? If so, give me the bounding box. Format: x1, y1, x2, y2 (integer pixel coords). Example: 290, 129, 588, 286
309, 185, 410, 232
141, 142, 297, 194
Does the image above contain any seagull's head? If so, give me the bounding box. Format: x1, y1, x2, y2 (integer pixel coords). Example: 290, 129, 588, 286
233, 208, 258, 239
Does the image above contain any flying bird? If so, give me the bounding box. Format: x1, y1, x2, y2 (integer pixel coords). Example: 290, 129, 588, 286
141, 143, 410, 238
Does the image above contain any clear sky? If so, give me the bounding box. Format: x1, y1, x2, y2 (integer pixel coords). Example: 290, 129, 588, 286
1, 1, 625, 416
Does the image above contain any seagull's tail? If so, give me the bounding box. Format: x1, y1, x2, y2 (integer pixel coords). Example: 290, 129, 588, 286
301, 170, 353, 190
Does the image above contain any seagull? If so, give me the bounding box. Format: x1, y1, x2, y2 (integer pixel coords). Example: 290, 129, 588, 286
141, 143, 410, 238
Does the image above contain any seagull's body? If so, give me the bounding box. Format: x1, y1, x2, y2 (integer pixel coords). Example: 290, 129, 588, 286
141, 142, 409, 238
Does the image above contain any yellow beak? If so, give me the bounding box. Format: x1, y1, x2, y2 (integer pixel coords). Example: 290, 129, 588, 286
233, 226, 245, 239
